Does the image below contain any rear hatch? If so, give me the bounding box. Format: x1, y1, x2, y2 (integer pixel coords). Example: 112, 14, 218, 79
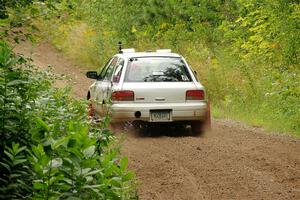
120, 56, 201, 103
121, 82, 198, 103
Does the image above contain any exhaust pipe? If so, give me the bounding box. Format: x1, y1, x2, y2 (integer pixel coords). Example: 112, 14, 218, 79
135, 111, 141, 118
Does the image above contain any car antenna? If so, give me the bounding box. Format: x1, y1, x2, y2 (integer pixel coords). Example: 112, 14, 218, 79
118, 41, 123, 53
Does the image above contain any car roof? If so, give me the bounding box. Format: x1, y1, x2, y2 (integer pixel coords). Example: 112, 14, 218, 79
116, 52, 182, 58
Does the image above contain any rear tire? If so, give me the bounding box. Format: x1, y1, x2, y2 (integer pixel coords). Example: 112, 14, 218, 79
191, 121, 205, 136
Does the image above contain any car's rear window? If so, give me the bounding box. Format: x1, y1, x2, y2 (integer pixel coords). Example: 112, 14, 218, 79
125, 57, 192, 82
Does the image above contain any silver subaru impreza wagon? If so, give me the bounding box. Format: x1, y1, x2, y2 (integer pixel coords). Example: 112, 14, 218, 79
86, 48, 211, 134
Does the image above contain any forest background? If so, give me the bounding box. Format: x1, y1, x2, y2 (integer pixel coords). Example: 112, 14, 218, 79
1, 0, 299, 134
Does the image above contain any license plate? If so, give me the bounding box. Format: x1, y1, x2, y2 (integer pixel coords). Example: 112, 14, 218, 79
150, 110, 171, 122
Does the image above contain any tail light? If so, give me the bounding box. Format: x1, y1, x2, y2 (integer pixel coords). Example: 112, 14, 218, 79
112, 91, 134, 101
186, 90, 205, 100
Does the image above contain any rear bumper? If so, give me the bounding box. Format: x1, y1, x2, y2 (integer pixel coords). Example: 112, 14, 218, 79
110, 102, 207, 123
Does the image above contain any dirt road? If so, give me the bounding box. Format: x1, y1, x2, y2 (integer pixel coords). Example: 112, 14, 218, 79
16, 42, 300, 200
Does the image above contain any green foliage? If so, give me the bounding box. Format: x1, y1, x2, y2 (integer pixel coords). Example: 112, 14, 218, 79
0, 143, 32, 199
0, 41, 52, 149
0, 0, 33, 19
0, 40, 137, 199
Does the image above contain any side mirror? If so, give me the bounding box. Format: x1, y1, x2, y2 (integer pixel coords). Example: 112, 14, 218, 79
86, 71, 98, 79
194, 70, 198, 76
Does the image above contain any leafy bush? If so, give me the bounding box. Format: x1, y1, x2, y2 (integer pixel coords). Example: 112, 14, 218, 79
0, 41, 137, 199
0, 143, 32, 199
0, 40, 51, 198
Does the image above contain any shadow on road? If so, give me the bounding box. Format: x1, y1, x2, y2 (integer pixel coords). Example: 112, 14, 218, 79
126, 124, 206, 138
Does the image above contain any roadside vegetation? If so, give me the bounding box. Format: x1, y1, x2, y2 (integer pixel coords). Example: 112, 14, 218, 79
0, 41, 137, 200
13, 0, 296, 135
0, 2, 137, 200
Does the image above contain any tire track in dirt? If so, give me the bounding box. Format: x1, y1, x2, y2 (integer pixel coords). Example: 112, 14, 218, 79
15, 42, 300, 200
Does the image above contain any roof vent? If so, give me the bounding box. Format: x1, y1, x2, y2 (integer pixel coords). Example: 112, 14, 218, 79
121, 48, 135, 53
156, 49, 171, 53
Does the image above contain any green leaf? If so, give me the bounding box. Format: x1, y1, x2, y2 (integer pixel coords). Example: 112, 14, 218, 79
51, 136, 69, 150
13, 159, 27, 166
33, 182, 46, 190
7, 80, 28, 86
83, 145, 95, 158
0, 161, 11, 172
78, 168, 91, 176
13, 145, 26, 155
35, 117, 50, 131
65, 197, 82, 200
84, 169, 103, 177
122, 171, 134, 182
4, 150, 14, 161
82, 184, 103, 189
110, 177, 122, 187
119, 157, 128, 171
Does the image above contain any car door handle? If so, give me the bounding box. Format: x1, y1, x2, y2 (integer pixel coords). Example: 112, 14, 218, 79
155, 97, 165, 101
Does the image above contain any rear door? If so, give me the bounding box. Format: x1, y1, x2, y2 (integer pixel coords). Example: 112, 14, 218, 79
94, 57, 118, 116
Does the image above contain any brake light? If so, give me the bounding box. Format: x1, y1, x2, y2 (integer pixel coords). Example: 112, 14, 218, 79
186, 90, 205, 100
112, 91, 134, 101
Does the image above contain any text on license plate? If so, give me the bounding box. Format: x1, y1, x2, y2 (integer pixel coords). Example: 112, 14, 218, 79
150, 110, 171, 122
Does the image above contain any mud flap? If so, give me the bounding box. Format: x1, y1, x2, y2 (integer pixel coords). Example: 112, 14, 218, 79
204, 100, 212, 131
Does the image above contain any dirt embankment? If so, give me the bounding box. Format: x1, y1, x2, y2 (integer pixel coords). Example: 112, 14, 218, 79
15, 42, 300, 200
